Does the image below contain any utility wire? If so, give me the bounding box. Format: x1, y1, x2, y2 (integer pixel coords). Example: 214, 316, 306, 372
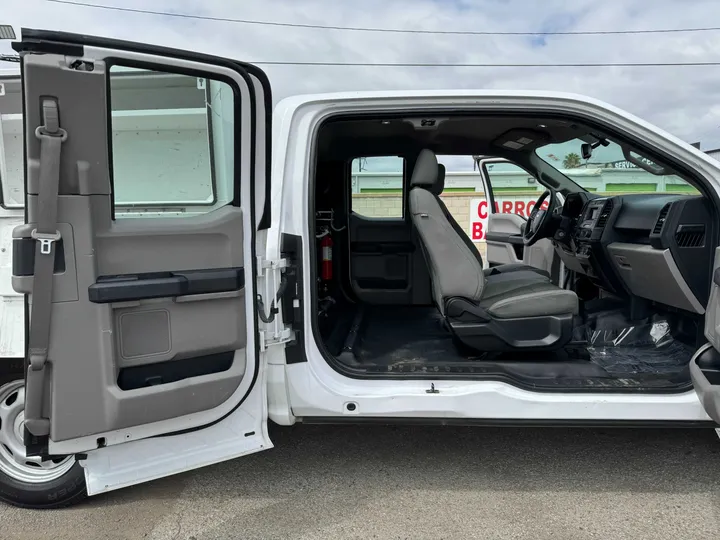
251, 60, 720, 67
46, 0, 720, 37
3, 52, 720, 68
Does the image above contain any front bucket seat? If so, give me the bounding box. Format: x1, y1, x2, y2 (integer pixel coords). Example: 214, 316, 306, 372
409, 149, 578, 351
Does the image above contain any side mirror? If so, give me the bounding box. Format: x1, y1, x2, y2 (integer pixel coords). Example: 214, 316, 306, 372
581, 143, 592, 160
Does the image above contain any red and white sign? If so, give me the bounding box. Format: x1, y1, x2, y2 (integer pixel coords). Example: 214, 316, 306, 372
469, 197, 548, 241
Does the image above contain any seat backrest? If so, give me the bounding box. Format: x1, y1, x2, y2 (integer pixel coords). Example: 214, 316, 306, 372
409, 149, 486, 314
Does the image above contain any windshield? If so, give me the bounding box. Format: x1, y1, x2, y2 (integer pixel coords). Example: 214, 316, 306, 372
535, 138, 699, 195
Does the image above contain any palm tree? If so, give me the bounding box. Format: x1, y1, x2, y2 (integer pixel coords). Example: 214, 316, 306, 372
563, 152, 582, 169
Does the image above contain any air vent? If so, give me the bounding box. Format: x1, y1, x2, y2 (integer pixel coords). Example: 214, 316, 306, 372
653, 203, 671, 234
595, 199, 614, 228
675, 224, 705, 248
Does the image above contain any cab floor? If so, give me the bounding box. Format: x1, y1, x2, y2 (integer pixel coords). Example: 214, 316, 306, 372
324, 305, 694, 390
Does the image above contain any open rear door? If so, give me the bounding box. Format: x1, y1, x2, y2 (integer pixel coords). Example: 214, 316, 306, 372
11, 29, 273, 494
477, 158, 556, 277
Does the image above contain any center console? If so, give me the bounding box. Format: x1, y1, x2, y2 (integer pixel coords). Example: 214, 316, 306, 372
575, 198, 611, 253
554, 197, 625, 295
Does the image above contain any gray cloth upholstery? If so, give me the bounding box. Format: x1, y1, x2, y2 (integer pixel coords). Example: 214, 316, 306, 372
409, 148, 578, 323
487, 289, 579, 319
433, 164, 446, 195
479, 271, 579, 319
483, 263, 550, 278
411, 149, 441, 191
410, 151, 487, 313
410, 186, 483, 312
416, 152, 547, 278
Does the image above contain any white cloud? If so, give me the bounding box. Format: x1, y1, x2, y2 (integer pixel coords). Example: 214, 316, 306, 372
3, 0, 720, 149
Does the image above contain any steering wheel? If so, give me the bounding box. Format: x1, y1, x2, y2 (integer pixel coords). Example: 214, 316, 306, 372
523, 189, 558, 246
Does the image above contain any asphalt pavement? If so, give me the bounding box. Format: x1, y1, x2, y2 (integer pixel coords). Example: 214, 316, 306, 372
2, 423, 720, 540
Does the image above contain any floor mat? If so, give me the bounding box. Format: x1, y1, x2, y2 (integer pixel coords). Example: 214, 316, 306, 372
586, 340, 693, 375
583, 317, 695, 375
355, 307, 466, 364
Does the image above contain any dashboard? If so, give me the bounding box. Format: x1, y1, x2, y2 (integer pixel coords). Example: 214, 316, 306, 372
553, 192, 715, 313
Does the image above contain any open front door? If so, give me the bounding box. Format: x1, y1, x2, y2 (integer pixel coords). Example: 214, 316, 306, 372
11, 29, 273, 494
691, 248, 720, 423
477, 158, 556, 277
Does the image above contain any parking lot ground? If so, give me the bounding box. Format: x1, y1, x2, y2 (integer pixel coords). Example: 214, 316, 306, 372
2, 424, 720, 539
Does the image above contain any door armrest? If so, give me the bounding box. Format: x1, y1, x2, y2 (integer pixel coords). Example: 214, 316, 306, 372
88, 268, 244, 303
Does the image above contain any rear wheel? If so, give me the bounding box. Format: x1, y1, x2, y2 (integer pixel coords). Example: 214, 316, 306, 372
0, 377, 87, 508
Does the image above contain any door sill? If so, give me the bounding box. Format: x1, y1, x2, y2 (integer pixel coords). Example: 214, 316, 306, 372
302, 417, 717, 428
324, 359, 695, 395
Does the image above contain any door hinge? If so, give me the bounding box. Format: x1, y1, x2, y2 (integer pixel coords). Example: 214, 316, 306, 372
260, 327, 294, 351
257, 256, 295, 350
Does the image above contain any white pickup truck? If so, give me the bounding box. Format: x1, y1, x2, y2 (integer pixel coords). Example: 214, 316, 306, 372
3, 28, 720, 509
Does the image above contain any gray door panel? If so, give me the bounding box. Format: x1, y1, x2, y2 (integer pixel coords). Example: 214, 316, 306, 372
15, 42, 259, 445
349, 214, 431, 305
486, 213, 525, 265
486, 213, 556, 275
689, 346, 720, 424
486, 206, 555, 272
525, 238, 555, 275
691, 249, 720, 422
479, 159, 556, 276
15, 165, 248, 444
705, 247, 720, 349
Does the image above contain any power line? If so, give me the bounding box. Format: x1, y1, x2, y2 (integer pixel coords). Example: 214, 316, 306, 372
3, 51, 719, 68
250, 61, 720, 67
46, 0, 720, 37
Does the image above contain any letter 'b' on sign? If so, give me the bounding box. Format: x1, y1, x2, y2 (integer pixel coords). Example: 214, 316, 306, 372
472, 222, 484, 240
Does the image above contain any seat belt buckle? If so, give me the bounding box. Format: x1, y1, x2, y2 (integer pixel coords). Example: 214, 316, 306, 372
31, 229, 61, 255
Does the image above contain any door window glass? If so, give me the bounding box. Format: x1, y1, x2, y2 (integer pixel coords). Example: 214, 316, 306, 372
0, 78, 23, 208
536, 138, 699, 195
108, 66, 235, 217
351, 156, 405, 218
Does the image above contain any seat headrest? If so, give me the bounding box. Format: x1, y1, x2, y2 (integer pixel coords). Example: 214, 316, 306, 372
411, 149, 441, 193
435, 164, 446, 195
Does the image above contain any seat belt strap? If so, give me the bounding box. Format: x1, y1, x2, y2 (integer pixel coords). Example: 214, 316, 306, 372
24, 99, 66, 437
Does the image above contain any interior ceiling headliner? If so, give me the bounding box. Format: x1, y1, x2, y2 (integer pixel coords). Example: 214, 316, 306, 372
317, 115, 590, 158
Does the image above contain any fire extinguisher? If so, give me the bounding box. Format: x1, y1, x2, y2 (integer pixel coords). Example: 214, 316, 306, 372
320, 232, 333, 283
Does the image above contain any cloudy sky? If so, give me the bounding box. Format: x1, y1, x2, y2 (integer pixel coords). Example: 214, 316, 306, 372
3, 0, 720, 172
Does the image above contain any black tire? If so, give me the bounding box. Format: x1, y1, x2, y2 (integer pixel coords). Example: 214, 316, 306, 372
0, 375, 87, 509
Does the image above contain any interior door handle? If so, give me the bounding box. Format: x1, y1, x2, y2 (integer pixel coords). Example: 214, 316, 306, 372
485, 233, 525, 246
88, 267, 244, 303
